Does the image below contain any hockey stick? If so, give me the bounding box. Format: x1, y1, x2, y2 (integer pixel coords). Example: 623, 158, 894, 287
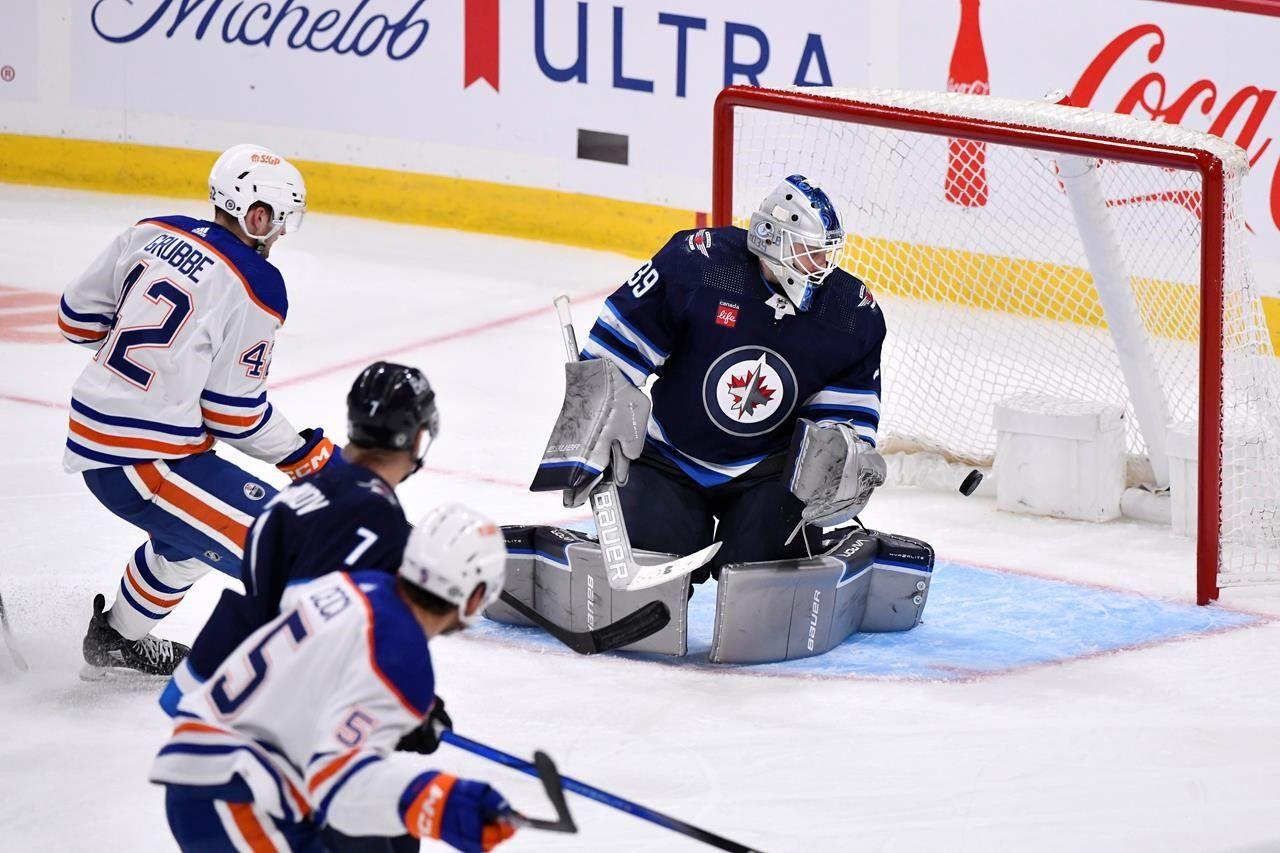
443, 732, 766, 852
0, 592, 29, 673
553, 295, 720, 592
442, 734, 577, 833
498, 590, 670, 655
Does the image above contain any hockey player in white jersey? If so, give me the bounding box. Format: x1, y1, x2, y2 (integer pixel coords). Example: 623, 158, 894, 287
62, 144, 337, 677
151, 503, 518, 853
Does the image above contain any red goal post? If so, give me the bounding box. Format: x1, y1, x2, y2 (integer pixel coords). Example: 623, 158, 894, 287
712, 85, 1277, 605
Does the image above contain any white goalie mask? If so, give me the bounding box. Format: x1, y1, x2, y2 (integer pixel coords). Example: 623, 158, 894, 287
746, 174, 846, 311
208, 144, 307, 246
399, 503, 508, 625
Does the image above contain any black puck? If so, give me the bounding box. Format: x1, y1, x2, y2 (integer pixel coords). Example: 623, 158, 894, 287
959, 469, 983, 496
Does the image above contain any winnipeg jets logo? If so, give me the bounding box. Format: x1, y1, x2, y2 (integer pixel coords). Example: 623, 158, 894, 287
686, 229, 713, 258
726, 353, 775, 419
702, 346, 797, 437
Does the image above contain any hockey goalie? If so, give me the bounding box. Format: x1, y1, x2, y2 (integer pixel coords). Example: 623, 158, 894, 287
492, 175, 935, 664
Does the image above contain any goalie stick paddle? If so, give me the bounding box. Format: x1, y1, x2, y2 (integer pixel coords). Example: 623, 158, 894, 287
443, 732, 766, 852
553, 295, 721, 592
498, 590, 670, 655
0, 592, 29, 673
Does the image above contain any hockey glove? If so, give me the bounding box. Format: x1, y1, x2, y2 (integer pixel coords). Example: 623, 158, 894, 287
276, 428, 336, 481
530, 358, 649, 507
785, 419, 886, 528
401, 772, 516, 853
396, 697, 453, 755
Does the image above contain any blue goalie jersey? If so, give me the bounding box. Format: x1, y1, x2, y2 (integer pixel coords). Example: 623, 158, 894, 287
582, 226, 885, 488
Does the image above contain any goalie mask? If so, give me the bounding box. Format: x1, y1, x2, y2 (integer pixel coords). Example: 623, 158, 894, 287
746, 174, 846, 311
209, 144, 307, 247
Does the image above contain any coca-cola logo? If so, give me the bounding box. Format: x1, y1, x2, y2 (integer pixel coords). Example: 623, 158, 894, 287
1070, 23, 1280, 230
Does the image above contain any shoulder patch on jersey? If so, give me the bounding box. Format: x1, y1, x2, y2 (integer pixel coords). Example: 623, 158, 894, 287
347, 571, 434, 717
138, 216, 289, 325
685, 229, 714, 258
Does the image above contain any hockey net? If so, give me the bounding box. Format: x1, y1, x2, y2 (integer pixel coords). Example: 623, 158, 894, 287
713, 86, 1280, 603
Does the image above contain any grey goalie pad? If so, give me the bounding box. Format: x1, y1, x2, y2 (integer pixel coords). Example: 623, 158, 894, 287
484, 526, 690, 655
709, 528, 933, 664
529, 359, 650, 506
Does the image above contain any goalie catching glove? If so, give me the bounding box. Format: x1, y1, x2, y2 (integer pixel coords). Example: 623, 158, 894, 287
785, 418, 886, 528
530, 358, 649, 507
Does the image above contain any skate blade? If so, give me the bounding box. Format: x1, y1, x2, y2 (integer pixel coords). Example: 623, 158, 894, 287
78, 662, 168, 682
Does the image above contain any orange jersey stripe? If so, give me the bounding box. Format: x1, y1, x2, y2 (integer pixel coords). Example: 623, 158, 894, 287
56, 316, 107, 340
174, 720, 234, 737
141, 220, 284, 325
125, 562, 183, 609
226, 802, 278, 853
153, 477, 250, 546
201, 406, 264, 427
134, 461, 166, 494
69, 418, 214, 455
308, 749, 359, 794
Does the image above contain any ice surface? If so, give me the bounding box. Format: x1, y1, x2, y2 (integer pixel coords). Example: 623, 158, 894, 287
1, 186, 1278, 852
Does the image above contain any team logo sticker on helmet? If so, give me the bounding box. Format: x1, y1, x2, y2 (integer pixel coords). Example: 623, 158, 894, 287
702, 346, 797, 437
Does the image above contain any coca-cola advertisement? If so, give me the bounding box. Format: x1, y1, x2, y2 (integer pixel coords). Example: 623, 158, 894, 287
902, 0, 1280, 289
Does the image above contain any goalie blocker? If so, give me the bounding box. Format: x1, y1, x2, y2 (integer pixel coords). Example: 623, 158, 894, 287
485, 525, 932, 664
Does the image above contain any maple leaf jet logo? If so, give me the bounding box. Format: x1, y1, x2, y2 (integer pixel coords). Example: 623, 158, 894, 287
726, 352, 776, 419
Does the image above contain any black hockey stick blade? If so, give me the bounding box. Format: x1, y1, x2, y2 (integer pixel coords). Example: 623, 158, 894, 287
498, 591, 670, 655
507, 750, 578, 833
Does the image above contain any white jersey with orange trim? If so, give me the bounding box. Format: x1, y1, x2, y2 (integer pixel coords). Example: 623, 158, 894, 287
150, 570, 443, 837
60, 215, 305, 472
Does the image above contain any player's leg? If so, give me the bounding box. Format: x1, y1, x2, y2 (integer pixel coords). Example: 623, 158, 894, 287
710, 472, 822, 574
617, 451, 715, 581
165, 780, 324, 852
81, 540, 209, 676
80, 452, 274, 675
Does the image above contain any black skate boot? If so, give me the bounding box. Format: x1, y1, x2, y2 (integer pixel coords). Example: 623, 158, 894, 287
81, 593, 189, 680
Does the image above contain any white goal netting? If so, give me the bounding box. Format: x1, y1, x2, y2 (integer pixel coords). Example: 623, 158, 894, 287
726, 87, 1280, 591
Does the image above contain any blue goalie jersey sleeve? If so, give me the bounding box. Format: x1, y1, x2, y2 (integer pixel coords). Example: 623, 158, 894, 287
583, 226, 885, 488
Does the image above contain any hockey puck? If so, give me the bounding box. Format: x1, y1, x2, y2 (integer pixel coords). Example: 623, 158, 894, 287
959, 469, 983, 496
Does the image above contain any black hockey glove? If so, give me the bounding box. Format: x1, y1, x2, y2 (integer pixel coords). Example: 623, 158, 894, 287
396, 697, 453, 755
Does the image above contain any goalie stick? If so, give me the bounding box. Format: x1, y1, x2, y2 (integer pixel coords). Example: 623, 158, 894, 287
498, 590, 670, 655
553, 295, 721, 592
444, 732, 765, 852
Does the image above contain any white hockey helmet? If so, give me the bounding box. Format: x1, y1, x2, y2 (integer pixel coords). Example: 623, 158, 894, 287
208, 144, 307, 244
746, 174, 846, 311
399, 503, 507, 625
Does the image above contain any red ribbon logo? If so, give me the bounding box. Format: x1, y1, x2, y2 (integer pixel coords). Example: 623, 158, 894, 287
464, 0, 499, 90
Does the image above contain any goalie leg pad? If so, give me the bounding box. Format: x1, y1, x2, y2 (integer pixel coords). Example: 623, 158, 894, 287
485, 526, 690, 655
709, 529, 933, 664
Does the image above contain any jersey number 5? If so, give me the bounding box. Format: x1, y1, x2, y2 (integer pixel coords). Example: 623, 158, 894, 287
103, 262, 194, 390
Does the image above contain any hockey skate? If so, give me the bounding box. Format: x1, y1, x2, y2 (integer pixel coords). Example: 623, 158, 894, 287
80, 594, 189, 680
